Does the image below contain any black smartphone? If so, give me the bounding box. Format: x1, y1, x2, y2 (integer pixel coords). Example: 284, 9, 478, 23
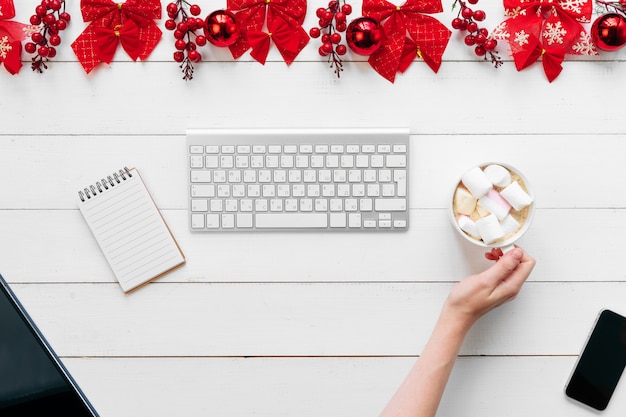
0, 274, 100, 416
565, 309, 626, 411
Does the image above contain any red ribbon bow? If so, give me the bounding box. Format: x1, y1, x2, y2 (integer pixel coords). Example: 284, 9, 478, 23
362, 0, 450, 83
227, 0, 309, 65
495, 0, 596, 82
0, 0, 29, 74
71, 0, 162, 74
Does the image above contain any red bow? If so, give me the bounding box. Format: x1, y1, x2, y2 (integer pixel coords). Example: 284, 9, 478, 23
511, 31, 565, 82
495, 0, 597, 81
71, 0, 162, 74
0, 0, 28, 74
362, 0, 450, 83
227, 0, 308, 65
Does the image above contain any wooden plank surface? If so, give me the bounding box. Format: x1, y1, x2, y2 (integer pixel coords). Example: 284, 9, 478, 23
2, 0, 626, 416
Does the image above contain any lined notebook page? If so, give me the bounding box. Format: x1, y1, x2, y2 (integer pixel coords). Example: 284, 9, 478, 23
78, 169, 185, 292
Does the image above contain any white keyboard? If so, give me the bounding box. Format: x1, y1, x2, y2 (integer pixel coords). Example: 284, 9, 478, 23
187, 128, 410, 231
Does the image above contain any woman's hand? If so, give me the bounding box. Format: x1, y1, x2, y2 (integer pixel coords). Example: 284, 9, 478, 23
443, 247, 536, 329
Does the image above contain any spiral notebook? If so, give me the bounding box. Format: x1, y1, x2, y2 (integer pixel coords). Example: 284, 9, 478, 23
77, 167, 185, 292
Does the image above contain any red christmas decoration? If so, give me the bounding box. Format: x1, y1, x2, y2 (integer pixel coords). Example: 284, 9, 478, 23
309, 0, 353, 77
25, 0, 71, 73
227, 0, 309, 65
361, 0, 451, 83
205, 10, 240, 47
591, 13, 626, 51
346, 17, 382, 55
451, 0, 502, 67
0, 0, 30, 74
165, 1, 206, 80
492, 0, 597, 82
71, 0, 162, 74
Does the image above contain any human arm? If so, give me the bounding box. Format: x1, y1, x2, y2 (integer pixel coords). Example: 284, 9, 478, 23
379, 247, 536, 417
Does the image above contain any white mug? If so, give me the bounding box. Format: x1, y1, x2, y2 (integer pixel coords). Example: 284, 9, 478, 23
449, 163, 535, 253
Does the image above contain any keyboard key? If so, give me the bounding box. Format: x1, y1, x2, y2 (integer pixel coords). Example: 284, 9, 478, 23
256, 213, 328, 228
237, 213, 253, 228
375, 198, 407, 211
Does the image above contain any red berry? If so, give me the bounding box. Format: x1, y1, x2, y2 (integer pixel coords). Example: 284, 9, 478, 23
38, 46, 50, 57
318, 46, 329, 56
330, 32, 342, 44
173, 51, 185, 62
321, 42, 333, 54
25, 42, 37, 54
195, 35, 207, 46
474, 45, 486, 56
50, 0, 61, 11
49, 34, 61, 46
336, 44, 347, 55
336, 22, 347, 32
47, 47, 57, 58
43, 13, 56, 25
479, 28, 488, 36
464, 35, 476, 46
188, 49, 201, 62
341, 4, 352, 15
174, 30, 185, 40
59, 12, 71, 22
322, 34, 331, 44
335, 12, 346, 24
30, 15, 42, 25
461, 7, 473, 19
467, 21, 478, 33
468, 0, 479, 4
316, 7, 326, 18
309, 27, 321, 38
165, 19, 176, 30
31, 33, 44, 44
167, 2, 179, 15
175, 39, 187, 50
323, 11, 333, 21
473, 10, 486, 21
475, 33, 486, 45
177, 21, 188, 32
451, 18, 463, 29
186, 41, 197, 51
190, 5, 201, 16
319, 18, 330, 28
36, 5, 47, 17
484, 39, 497, 50
55, 19, 67, 30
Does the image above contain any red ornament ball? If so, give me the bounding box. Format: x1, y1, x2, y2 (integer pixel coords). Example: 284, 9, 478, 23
204, 10, 240, 47
346, 17, 382, 55
591, 13, 626, 52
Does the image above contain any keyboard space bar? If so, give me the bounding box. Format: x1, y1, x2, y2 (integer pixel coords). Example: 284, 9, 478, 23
256, 213, 328, 229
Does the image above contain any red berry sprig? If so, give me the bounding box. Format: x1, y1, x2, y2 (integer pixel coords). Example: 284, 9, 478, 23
310, 0, 353, 78
25, 0, 70, 73
451, 0, 502, 68
165, 1, 207, 80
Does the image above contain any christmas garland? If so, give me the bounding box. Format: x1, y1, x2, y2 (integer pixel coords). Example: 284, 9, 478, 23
2, 0, 625, 83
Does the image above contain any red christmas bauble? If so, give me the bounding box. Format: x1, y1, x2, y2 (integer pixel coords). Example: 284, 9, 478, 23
346, 17, 382, 55
591, 13, 626, 52
204, 10, 240, 47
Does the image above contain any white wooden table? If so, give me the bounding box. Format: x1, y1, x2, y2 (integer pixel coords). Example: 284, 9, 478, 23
2, 1, 626, 415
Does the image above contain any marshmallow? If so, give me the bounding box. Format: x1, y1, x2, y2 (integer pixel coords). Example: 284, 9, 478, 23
456, 215, 480, 239
475, 214, 505, 244
500, 214, 521, 236
478, 189, 511, 220
454, 187, 477, 215
484, 164, 512, 187
500, 181, 533, 211
461, 167, 492, 199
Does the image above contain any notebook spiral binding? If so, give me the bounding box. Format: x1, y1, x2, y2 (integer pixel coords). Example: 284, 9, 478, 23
78, 167, 133, 202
